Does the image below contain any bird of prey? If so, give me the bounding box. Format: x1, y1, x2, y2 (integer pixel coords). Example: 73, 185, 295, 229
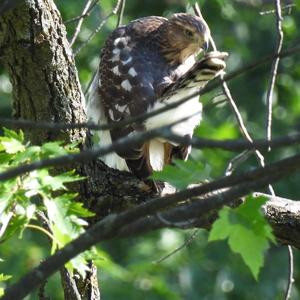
87, 13, 226, 179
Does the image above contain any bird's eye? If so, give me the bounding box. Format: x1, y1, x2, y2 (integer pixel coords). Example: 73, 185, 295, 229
184, 29, 194, 38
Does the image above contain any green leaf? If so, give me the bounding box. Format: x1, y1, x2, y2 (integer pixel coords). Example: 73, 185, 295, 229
0, 269, 12, 297
44, 195, 91, 275
40, 141, 68, 157
65, 253, 90, 277
151, 158, 210, 190
0, 274, 12, 281
36, 170, 84, 192
69, 201, 95, 218
3, 128, 24, 142
0, 273, 12, 296
0, 153, 12, 165
54, 170, 85, 184
13, 146, 41, 164
0, 215, 27, 241
0, 179, 18, 215
0, 137, 25, 154
208, 207, 232, 241
209, 195, 275, 279
0, 128, 25, 154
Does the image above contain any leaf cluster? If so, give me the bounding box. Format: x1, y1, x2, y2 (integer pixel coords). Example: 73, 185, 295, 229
0, 128, 94, 277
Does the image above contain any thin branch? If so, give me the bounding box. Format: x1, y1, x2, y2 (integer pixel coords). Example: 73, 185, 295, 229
0, 45, 299, 134
225, 150, 251, 176
116, 0, 126, 26
0, 114, 197, 182
163, 131, 300, 152
3, 151, 300, 300
69, 0, 94, 47
0, 126, 161, 182
2, 126, 300, 183
193, 3, 274, 194
266, 0, 284, 148
284, 245, 294, 300
74, 0, 123, 56
64, 0, 99, 24
259, 4, 295, 15
60, 268, 82, 300
153, 230, 199, 264
264, 2, 289, 298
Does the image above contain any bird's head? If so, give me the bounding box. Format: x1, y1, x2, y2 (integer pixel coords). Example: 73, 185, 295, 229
162, 13, 210, 64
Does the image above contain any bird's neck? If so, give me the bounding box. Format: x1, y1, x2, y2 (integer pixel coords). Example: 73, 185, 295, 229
158, 23, 199, 65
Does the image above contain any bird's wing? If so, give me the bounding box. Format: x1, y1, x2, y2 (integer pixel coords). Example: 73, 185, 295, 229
162, 51, 227, 98
98, 21, 173, 178
159, 51, 228, 162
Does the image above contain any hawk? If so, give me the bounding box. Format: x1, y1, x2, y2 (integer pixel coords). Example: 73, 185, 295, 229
87, 13, 226, 180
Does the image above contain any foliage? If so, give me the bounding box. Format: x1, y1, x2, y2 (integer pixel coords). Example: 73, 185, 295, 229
151, 157, 211, 190
0, 128, 94, 278
0, 261, 11, 297
209, 195, 275, 279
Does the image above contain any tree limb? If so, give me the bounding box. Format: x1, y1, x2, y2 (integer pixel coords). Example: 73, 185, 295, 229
3, 152, 300, 299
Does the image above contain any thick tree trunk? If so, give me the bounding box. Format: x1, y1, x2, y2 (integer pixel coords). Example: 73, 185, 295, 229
0, 1, 98, 298
0, 0, 85, 144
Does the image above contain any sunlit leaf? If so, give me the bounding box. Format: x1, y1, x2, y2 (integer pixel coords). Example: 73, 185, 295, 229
3, 128, 24, 142
151, 158, 210, 190
209, 196, 275, 279
0, 137, 25, 154
69, 201, 95, 218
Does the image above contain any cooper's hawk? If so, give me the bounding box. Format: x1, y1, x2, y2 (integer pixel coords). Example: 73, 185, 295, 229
87, 13, 226, 179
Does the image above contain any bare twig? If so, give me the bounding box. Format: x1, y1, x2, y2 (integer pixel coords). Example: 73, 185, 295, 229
284, 245, 294, 300
0, 115, 198, 182
116, 0, 126, 26
162, 131, 300, 152
70, 0, 94, 47
193, 3, 275, 194
65, 0, 99, 24
266, 0, 284, 148
263, 2, 292, 298
259, 4, 295, 15
225, 150, 252, 176
74, 0, 124, 56
153, 230, 199, 264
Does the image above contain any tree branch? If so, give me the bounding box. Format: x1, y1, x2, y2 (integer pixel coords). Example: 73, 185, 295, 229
265, 0, 284, 145
3, 152, 300, 300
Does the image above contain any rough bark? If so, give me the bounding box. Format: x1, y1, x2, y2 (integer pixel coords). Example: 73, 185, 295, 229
0, 0, 85, 144
0, 1, 99, 298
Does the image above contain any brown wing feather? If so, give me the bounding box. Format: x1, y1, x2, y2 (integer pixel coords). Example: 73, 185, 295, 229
98, 17, 176, 178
